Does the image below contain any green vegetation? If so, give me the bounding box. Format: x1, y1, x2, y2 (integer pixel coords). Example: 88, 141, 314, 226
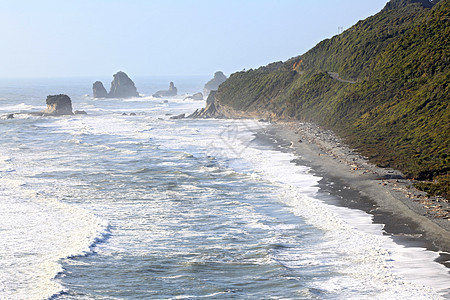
415, 175, 450, 199
215, 0, 449, 197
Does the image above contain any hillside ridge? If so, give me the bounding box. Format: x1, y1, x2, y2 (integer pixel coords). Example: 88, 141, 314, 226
210, 0, 449, 198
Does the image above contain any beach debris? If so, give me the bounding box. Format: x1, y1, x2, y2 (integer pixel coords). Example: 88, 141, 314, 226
286, 121, 450, 221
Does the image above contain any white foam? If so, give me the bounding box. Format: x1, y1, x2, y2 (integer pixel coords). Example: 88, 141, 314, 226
217, 122, 450, 298
165, 118, 449, 298
0, 103, 35, 112
0, 148, 108, 299
2, 91, 448, 298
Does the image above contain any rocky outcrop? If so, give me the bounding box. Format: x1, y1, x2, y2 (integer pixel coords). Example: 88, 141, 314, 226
108, 71, 139, 98
93, 81, 108, 98
93, 71, 139, 98
184, 92, 203, 101
187, 91, 223, 118
170, 113, 185, 119
153, 82, 177, 98
42, 94, 73, 116
203, 71, 227, 97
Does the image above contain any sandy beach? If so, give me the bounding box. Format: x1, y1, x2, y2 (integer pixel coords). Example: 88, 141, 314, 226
272, 121, 450, 254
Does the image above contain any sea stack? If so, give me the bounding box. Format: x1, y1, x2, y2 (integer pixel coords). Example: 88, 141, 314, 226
153, 82, 178, 98
93, 71, 139, 98
108, 71, 139, 98
93, 81, 108, 98
203, 71, 227, 97
43, 94, 74, 116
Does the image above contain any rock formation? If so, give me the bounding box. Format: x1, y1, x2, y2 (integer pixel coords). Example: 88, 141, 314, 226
184, 92, 203, 101
93, 71, 139, 98
188, 91, 222, 118
93, 81, 108, 98
170, 113, 185, 119
43, 94, 74, 116
203, 71, 227, 97
153, 82, 178, 98
108, 71, 139, 98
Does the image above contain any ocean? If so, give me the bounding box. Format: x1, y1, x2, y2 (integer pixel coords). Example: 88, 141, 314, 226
0, 77, 449, 299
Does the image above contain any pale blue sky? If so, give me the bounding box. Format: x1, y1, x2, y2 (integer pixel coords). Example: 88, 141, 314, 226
0, 0, 389, 78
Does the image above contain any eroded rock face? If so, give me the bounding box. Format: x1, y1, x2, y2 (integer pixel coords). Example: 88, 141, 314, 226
203, 71, 227, 97
43, 94, 73, 116
108, 71, 140, 98
153, 82, 178, 98
188, 91, 222, 118
93, 81, 108, 98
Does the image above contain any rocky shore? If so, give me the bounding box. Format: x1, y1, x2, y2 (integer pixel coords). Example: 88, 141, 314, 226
275, 121, 450, 251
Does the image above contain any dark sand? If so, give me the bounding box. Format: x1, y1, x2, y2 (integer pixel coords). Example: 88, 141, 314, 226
266, 122, 450, 255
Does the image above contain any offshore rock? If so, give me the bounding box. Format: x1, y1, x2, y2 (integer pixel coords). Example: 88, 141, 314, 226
203, 71, 227, 97
93, 81, 108, 98
93, 71, 139, 98
153, 82, 178, 98
184, 92, 203, 101
43, 94, 74, 116
74, 110, 87, 115
170, 113, 185, 119
108, 71, 139, 98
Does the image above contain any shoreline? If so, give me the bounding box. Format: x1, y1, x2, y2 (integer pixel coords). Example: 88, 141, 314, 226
270, 121, 450, 253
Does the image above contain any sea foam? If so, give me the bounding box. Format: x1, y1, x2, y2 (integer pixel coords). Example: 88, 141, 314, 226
0, 147, 108, 299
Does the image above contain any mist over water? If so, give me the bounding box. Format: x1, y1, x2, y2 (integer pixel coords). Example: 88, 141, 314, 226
0, 77, 449, 299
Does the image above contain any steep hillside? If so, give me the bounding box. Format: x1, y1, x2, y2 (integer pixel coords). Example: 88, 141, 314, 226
214, 0, 449, 197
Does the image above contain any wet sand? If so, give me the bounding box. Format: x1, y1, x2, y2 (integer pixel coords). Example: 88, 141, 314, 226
271, 121, 450, 253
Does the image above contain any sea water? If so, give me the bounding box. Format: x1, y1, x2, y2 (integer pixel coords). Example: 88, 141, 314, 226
0, 77, 449, 299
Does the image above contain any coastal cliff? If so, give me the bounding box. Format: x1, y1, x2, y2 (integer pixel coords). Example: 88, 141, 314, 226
205, 0, 449, 197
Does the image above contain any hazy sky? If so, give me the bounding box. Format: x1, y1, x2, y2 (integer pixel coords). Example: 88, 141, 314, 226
0, 0, 389, 78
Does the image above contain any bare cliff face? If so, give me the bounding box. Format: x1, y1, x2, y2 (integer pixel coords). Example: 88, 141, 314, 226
43, 94, 73, 116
